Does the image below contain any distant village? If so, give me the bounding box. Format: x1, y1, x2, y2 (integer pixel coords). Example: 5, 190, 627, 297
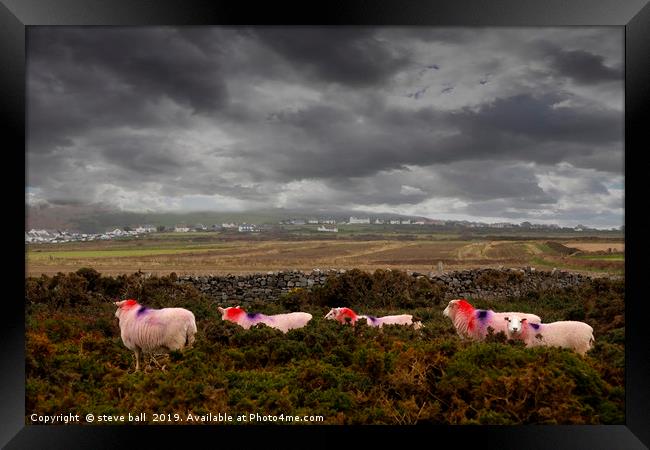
25, 216, 621, 244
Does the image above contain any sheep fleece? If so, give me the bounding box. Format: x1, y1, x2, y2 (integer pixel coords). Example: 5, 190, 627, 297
118, 307, 197, 353
517, 321, 594, 355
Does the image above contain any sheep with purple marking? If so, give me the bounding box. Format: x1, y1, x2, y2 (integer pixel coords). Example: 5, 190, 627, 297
114, 299, 197, 372
504, 314, 595, 355
359, 313, 424, 330
442, 298, 542, 341
217, 306, 312, 333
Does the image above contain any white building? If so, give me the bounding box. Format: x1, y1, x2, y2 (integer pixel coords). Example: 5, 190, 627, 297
317, 226, 338, 232
374, 219, 385, 224
349, 216, 370, 224
174, 225, 190, 232
222, 222, 237, 229
238, 224, 259, 233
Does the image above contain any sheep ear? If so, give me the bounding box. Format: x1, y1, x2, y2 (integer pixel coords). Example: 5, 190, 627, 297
504, 316, 509, 321
217, 307, 224, 313
114, 300, 126, 307
521, 318, 527, 322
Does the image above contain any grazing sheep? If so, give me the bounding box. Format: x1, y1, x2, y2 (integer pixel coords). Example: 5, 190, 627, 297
324, 307, 423, 329
114, 299, 197, 372
504, 315, 595, 355
217, 306, 312, 333
442, 298, 542, 341
359, 314, 424, 330
324, 307, 362, 325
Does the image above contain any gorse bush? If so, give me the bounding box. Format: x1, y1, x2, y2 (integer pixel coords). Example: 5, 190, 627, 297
25, 269, 624, 425
307, 268, 446, 309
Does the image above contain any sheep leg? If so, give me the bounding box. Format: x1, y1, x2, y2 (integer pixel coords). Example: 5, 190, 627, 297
134, 347, 142, 372
150, 354, 163, 369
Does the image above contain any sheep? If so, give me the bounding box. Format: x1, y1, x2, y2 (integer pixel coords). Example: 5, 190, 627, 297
442, 298, 542, 341
114, 299, 197, 372
324, 307, 423, 329
217, 306, 312, 333
504, 314, 595, 355
324, 307, 362, 325
359, 314, 424, 330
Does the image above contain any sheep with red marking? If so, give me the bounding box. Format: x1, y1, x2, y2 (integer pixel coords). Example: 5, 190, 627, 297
324, 307, 362, 325
504, 314, 595, 355
324, 307, 423, 329
442, 298, 541, 341
217, 306, 312, 333
114, 299, 197, 372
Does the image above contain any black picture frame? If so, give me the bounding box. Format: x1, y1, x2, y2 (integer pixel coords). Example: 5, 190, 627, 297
5, 0, 649, 448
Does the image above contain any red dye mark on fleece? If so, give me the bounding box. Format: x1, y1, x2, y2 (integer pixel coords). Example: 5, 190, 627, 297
457, 299, 476, 331
224, 306, 246, 320
337, 308, 358, 323
122, 299, 139, 309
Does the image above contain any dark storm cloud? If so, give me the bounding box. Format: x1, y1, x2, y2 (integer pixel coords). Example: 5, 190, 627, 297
26, 27, 624, 228
27, 27, 230, 156
29, 28, 229, 112
453, 93, 622, 145
433, 163, 555, 203
534, 40, 622, 85
236, 90, 621, 182
251, 28, 411, 87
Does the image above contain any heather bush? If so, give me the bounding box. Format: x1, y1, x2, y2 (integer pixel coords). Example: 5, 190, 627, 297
24, 270, 624, 425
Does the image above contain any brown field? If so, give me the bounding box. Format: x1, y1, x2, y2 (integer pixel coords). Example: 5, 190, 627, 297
25, 237, 625, 277
563, 242, 625, 252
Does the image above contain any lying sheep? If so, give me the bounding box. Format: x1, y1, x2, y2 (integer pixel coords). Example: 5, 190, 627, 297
114, 299, 197, 372
325, 307, 423, 329
359, 314, 424, 330
217, 306, 312, 333
324, 307, 362, 325
504, 314, 595, 355
442, 298, 541, 341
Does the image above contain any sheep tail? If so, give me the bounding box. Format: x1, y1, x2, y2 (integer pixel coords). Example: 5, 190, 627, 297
186, 318, 197, 347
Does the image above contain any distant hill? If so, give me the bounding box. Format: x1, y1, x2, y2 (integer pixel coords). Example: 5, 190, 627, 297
25, 204, 430, 233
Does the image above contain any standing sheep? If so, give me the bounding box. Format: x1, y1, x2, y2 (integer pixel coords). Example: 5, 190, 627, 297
442, 298, 541, 341
114, 299, 197, 372
217, 306, 312, 333
504, 315, 595, 355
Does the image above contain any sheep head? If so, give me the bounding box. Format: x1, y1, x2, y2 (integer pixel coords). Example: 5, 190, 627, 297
114, 299, 138, 318
324, 307, 340, 319
504, 315, 526, 336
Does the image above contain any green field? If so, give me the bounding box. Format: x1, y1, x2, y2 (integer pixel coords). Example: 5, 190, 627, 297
26, 232, 625, 277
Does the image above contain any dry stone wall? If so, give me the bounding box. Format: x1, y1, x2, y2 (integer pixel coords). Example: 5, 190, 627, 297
178, 267, 606, 305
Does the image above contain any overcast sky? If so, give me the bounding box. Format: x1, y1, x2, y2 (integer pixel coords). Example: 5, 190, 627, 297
26, 27, 624, 228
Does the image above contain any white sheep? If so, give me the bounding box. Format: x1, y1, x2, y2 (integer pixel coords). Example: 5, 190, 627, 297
217, 306, 312, 333
114, 299, 197, 372
359, 314, 424, 330
504, 314, 595, 355
324, 307, 423, 329
442, 298, 541, 341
